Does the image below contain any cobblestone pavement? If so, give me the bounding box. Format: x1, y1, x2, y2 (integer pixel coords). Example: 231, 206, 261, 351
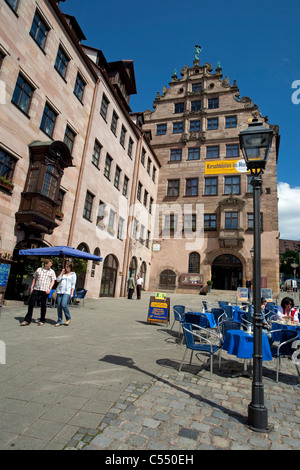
66, 364, 300, 451
0, 290, 299, 451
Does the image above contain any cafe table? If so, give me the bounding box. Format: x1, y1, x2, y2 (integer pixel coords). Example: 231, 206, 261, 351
186, 311, 217, 328
271, 321, 300, 342
222, 329, 272, 377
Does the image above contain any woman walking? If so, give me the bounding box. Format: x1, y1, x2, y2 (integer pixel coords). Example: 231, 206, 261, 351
55, 261, 76, 326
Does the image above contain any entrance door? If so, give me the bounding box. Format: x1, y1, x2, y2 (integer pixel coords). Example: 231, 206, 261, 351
100, 254, 118, 297
159, 269, 177, 290
212, 254, 242, 291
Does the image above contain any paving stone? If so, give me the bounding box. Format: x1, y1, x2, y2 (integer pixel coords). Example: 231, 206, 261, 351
178, 428, 199, 440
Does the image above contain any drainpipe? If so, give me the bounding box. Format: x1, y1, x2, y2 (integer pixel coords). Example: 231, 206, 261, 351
120, 131, 144, 296
67, 78, 100, 246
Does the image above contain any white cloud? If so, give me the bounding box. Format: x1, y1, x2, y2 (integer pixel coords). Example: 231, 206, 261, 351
278, 182, 300, 240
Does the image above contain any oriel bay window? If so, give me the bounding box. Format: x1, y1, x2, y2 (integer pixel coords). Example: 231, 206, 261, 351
41, 164, 59, 199
15, 141, 73, 236
225, 211, 238, 229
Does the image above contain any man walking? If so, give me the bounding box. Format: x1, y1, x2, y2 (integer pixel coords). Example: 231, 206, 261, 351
21, 259, 56, 326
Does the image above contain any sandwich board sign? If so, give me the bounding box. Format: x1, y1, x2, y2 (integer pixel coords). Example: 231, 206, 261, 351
147, 293, 170, 324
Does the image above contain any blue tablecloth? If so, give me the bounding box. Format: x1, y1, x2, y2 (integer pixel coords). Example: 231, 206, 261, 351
202, 312, 217, 328
186, 312, 217, 328
223, 329, 272, 361
232, 307, 245, 323
271, 322, 300, 342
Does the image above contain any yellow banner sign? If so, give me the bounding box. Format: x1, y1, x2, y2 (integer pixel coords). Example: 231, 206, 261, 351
205, 159, 249, 175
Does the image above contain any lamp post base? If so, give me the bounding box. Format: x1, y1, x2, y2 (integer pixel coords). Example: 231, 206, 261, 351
248, 403, 272, 433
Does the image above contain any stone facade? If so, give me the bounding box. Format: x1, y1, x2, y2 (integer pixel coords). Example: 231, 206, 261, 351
143, 60, 280, 294
0, 0, 159, 298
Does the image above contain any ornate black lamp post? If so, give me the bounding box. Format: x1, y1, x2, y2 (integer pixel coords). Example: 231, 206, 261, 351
239, 117, 274, 432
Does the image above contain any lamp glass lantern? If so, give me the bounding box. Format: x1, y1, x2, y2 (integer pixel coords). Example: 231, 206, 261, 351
239, 118, 273, 172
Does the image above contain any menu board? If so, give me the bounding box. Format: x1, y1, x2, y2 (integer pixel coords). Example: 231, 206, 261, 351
237, 287, 249, 302
147, 295, 170, 324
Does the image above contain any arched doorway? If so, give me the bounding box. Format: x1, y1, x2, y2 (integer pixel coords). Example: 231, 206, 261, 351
159, 269, 177, 290
5, 240, 48, 300
129, 256, 137, 279
140, 261, 147, 289
212, 254, 242, 290
100, 254, 118, 297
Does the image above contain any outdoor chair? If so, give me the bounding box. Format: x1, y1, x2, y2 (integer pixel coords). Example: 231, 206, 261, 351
221, 305, 234, 319
218, 319, 244, 342
202, 300, 218, 312
210, 308, 227, 326
47, 289, 57, 308
270, 329, 299, 382
179, 323, 222, 380
170, 305, 186, 337
218, 301, 229, 307
185, 312, 210, 329
72, 289, 87, 307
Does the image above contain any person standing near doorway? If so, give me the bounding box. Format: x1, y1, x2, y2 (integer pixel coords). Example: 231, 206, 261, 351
136, 273, 143, 300
246, 278, 252, 300
21, 259, 56, 326
127, 274, 135, 299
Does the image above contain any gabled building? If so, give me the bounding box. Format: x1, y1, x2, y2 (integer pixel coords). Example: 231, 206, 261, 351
143, 56, 280, 293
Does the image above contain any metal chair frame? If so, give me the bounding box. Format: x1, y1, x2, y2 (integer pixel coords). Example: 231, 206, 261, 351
170, 305, 185, 337
270, 329, 299, 382
179, 323, 222, 380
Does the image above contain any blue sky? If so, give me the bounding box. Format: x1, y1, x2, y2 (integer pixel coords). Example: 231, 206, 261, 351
62, 0, 300, 239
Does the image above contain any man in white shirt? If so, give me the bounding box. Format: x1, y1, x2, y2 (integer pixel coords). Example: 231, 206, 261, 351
136, 274, 143, 300
21, 259, 56, 326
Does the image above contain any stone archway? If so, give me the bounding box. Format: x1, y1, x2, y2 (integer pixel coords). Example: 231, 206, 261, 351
100, 254, 119, 297
211, 254, 243, 290
159, 269, 177, 290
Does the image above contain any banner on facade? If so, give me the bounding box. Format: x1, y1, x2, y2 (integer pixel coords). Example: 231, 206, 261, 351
237, 287, 249, 302
205, 159, 249, 175
147, 295, 170, 324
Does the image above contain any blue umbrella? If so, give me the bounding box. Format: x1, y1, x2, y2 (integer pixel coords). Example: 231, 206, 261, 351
19, 245, 102, 261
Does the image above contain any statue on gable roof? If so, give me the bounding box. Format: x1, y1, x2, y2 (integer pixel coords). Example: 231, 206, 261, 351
194, 45, 202, 60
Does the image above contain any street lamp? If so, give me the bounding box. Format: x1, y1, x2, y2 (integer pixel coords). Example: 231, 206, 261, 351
239, 117, 274, 432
